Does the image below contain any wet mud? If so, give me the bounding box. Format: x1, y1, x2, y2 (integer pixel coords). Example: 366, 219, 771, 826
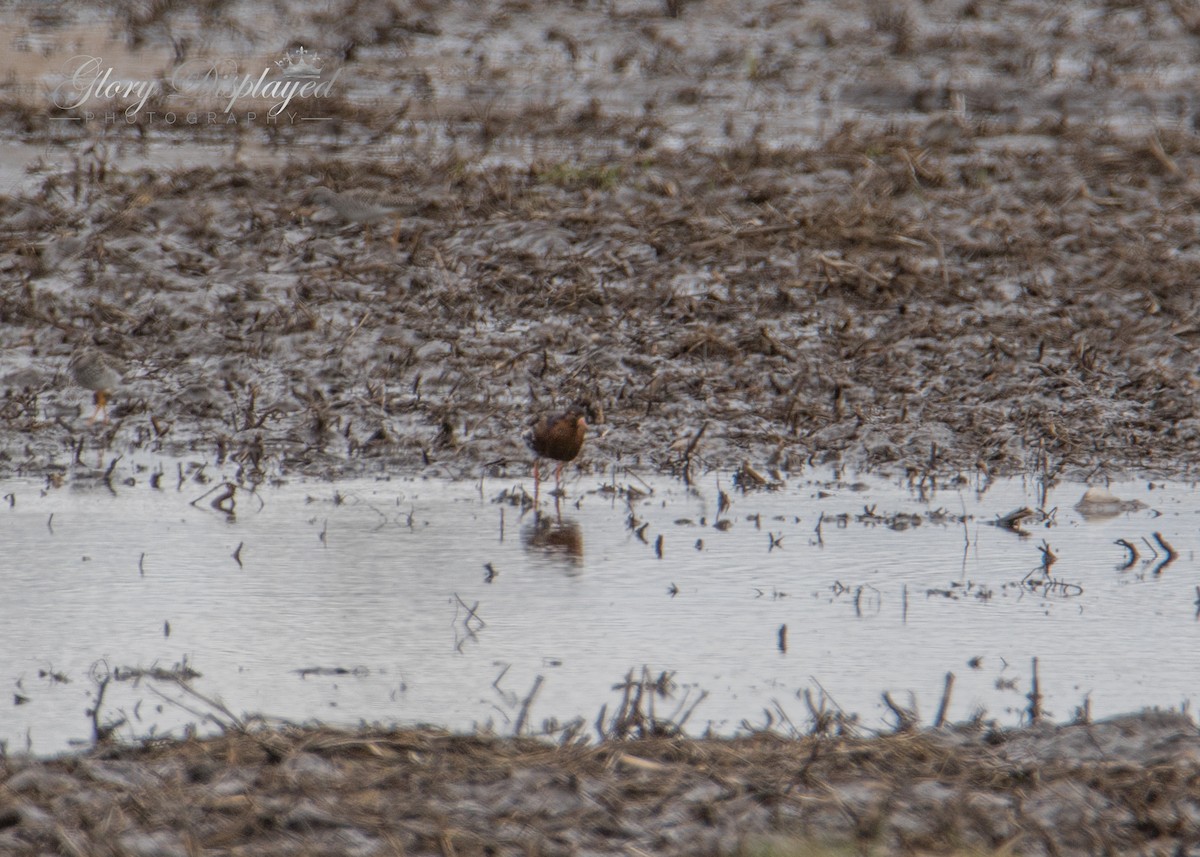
4, 710, 1200, 857
5, 0, 1200, 853
3, 0, 1200, 486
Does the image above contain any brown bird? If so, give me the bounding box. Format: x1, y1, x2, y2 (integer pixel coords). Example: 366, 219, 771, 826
527, 405, 592, 499
69, 348, 123, 423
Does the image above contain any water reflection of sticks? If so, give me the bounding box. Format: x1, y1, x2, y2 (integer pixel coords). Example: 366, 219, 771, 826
452, 593, 486, 652
1027, 656, 1043, 724
293, 666, 370, 679
87, 657, 210, 745
1115, 532, 1175, 575
830, 581, 882, 616
190, 481, 237, 515
1020, 565, 1083, 598
1148, 532, 1177, 575
596, 667, 707, 740
188, 480, 266, 519
513, 675, 544, 736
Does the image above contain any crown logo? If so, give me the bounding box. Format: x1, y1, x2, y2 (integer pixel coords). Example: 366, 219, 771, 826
275, 46, 323, 78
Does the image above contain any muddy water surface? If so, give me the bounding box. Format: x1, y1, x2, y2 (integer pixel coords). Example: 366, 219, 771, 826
3, 469, 1196, 755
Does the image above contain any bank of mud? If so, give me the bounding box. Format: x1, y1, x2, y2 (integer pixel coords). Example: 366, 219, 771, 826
4, 129, 1200, 487
3, 1, 1200, 485
3, 710, 1200, 856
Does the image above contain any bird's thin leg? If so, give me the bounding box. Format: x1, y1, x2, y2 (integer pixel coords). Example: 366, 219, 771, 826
88, 391, 108, 425
555, 461, 564, 496
533, 459, 541, 503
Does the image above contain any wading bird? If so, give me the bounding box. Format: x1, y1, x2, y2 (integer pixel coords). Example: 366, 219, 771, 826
527, 405, 594, 498
69, 348, 122, 423
303, 186, 405, 244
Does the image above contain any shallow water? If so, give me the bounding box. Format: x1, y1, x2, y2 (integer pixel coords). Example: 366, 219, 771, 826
2, 467, 1196, 755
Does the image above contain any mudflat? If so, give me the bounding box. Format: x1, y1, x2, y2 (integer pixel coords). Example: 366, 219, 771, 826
3, 1, 1200, 853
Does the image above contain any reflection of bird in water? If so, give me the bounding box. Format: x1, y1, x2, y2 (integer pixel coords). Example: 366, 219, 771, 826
523, 514, 584, 564
303, 187, 405, 243
526, 404, 593, 498
69, 348, 123, 423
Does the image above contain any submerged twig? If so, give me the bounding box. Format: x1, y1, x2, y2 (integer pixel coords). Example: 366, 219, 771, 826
88, 672, 119, 744
1151, 532, 1177, 575
933, 672, 955, 728
146, 679, 246, 734
1115, 538, 1139, 571
513, 674, 544, 736
1027, 656, 1042, 724
882, 691, 918, 732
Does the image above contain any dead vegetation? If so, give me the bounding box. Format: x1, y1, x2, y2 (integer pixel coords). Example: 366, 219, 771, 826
2, 1, 1200, 486
3, 708, 1199, 856
3, 0, 1200, 852
4, 129, 1200, 486
5, 655, 1194, 855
